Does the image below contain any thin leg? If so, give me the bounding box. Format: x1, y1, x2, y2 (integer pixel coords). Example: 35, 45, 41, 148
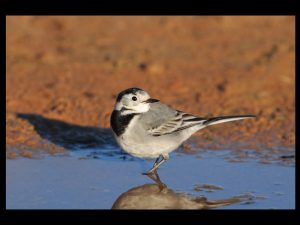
146, 170, 167, 190
147, 170, 161, 183
144, 154, 169, 174
142, 155, 161, 175
153, 156, 161, 166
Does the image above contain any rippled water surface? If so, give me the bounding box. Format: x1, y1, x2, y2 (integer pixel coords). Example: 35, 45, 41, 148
6, 144, 295, 209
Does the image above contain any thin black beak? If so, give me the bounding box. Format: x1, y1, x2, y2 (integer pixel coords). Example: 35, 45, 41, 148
144, 98, 159, 103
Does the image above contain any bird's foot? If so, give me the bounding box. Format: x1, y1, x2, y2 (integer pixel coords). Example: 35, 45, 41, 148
142, 169, 156, 175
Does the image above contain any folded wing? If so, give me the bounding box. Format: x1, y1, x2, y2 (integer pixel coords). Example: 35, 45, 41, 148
139, 102, 255, 137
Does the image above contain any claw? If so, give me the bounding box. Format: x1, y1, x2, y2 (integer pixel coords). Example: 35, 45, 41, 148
143, 154, 169, 175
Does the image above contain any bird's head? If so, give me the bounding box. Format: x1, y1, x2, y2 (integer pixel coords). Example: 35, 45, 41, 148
114, 87, 159, 115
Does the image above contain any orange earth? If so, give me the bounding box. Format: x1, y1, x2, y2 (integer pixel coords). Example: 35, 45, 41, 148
6, 16, 295, 160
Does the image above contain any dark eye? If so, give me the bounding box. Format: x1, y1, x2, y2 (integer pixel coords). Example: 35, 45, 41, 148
132, 96, 137, 101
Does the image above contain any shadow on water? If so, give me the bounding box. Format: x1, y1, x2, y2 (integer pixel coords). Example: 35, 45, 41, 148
16, 113, 132, 159
112, 171, 253, 209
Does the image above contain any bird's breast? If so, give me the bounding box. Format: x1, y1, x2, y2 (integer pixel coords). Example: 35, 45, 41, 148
110, 110, 140, 136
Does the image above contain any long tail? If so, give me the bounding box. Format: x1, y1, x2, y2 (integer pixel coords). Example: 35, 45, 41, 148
203, 115, 256, 127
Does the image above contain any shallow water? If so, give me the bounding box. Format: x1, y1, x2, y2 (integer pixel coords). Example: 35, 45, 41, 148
6, 145, 295, 209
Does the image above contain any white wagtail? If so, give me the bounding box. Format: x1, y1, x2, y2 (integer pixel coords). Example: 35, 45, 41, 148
110, 87, 255, 174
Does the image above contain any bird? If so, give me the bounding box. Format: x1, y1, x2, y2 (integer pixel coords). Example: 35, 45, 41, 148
110, 87, 255, 174
112, 171, 251, 209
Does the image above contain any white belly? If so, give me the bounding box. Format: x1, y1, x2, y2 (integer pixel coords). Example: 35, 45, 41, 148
113, 115, 202, 159
115, 132, 181, 159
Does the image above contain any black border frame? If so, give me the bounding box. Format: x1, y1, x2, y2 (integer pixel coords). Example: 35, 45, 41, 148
1, 0, 298, 223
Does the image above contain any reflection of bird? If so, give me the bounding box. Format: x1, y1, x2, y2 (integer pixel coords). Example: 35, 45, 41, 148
110, 87, 255, 174
112, 172, 250, 209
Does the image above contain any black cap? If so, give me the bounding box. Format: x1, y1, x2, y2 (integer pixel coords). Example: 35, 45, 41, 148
116, 87, 143, 102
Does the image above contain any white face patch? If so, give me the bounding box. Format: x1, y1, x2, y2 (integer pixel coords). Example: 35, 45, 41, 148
115, 101, 123, 111
114, 90, 152, 114
120, 103, 150, 115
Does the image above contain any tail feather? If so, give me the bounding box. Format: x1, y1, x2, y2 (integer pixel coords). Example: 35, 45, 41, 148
203, 115, 256, 127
